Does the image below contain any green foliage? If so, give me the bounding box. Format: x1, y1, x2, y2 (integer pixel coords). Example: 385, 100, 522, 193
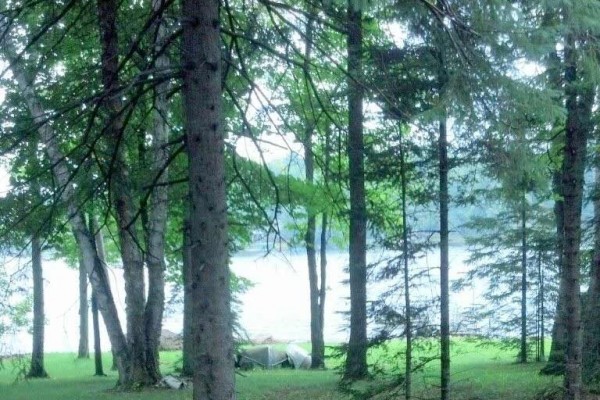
0, 0, 599, 396
0, 257, 31, 357
456, 190, 557, 340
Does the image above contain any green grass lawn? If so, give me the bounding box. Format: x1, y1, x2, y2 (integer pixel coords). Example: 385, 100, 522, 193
0, 340, 560, 400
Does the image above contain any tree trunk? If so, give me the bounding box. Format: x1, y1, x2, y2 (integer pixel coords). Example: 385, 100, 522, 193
561, 28, 592, 400
91, 216, 109, 376
96, 0, 152, 386
182, 0, 235, 398
400, 136, 412, 400
541, 257, 545, 361
0, 27, 131, 385
142, 0, 172, 383
317, 128, 330, 369
306, 204, 324, 369
582, 145, 600, 386
78, 250, 90, 359
537, 251, 546, 363
91, 293, 106, 376
77, 215, 130, 383
432, 12, 451, 396
181, 216, 195, 377
301, 9, 325, 370
305, 147, 325, 368
27, 235, 48, 378
319, 210, 328, 350
344, 0, 368, 381
520, 194, 528, 363
542, 43, 566, 376
542, 170, 566, 375
439, 114, 450, 400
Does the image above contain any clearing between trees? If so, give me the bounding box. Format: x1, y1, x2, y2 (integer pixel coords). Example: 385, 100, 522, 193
0, 340, 561, 400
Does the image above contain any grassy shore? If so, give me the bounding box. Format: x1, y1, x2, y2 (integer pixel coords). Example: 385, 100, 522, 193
0, 340, 560, 399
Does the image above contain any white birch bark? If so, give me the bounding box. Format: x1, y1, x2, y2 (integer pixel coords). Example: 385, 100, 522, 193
0, 21, 131, 384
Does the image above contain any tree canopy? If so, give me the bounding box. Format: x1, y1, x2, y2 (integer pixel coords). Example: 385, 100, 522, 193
1, 1, 600, 399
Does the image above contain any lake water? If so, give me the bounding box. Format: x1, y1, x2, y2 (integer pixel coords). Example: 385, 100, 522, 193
1, 246, 486, 354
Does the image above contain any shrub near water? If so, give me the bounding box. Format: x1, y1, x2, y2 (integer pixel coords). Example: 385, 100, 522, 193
0, 340, 560, 400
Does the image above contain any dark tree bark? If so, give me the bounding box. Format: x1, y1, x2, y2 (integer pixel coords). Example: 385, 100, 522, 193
431, 11, 451, 396
182, 0, 235, 398
344, 0, 368, 381
77, 250, 90, 359
301, 8, 325, 370
317, 128, 331, 369
582, 145, 600, 386
27, 235, 48, 378
540, 256, 545, 362
536, 250, 546, 363
181, 216, 195, 377
91, 217, 108, 376
319, 210, 328, 347
400, 137, 412, 400
91, 293, 106, 377
439, 115, 450, 400
305, 140, 325, 368
96, 0, 155, 386
540, 36, 566, 374
143, 0, 171, 382
542, 170, 566, 375
520, 194, 528, 364
561, 29, 593, 400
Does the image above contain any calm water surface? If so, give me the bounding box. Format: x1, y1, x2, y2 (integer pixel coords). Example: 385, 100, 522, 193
1, 246, 482, 354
